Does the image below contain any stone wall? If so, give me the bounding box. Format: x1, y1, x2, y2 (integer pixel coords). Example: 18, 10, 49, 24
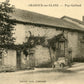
12, 23, 84, 64
68, 31, 79, 59
20, 45, 51, 68
64, 30, 80, 60
34, 45, 51, 67
78, 32, 84, 58
13, 23, 62, 44
0, 49, 17, 71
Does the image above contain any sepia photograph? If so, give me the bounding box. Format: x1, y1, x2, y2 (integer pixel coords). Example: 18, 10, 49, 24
0, 0, 84, 84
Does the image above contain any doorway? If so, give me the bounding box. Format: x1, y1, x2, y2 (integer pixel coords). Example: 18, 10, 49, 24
16, 50, 21, 70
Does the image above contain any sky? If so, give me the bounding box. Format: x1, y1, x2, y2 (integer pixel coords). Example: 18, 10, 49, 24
0, 0, 84, 21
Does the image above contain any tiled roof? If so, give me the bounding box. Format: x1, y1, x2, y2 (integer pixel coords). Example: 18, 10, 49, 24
10, 8, 84, 32
61, 16, 84, 25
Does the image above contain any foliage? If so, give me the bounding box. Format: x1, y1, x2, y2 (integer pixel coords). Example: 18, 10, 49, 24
0, 0, 15, 46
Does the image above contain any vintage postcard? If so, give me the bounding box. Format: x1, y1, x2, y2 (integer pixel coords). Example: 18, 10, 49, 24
0, 0, 84, 84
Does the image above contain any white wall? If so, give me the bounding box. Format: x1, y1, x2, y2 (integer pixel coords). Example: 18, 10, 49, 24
68, 31, 79, 58
3, 50, 16, 67
34, 45, 51, 66
13, 23, 62, 44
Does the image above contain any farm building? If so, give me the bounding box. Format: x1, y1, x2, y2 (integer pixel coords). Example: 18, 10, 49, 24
0, 9, 84, 71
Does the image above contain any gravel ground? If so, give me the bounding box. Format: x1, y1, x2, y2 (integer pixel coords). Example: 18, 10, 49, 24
0, 63, 84, 84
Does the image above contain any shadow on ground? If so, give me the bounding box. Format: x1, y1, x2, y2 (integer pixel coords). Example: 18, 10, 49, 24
21, 68, 75, 75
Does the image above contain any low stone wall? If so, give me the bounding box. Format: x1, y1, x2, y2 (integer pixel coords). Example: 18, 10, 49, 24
0, 65, 16, 72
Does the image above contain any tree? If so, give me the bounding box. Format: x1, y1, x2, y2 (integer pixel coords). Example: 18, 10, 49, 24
0, 0, 15, 46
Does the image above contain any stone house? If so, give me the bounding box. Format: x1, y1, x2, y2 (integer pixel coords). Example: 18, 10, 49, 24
0, 8, 84, 70
61, 16, 84, 61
